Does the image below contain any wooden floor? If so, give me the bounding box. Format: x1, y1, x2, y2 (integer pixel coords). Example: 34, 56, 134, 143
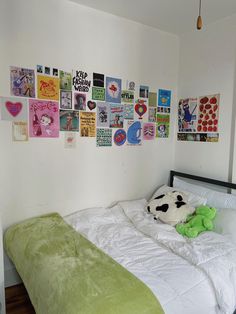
5, 284, 35, 314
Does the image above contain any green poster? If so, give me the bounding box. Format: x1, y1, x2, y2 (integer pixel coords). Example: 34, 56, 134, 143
92, 87, 105, 101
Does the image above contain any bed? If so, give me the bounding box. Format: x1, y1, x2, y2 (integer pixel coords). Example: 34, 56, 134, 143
4, 171, 236, 314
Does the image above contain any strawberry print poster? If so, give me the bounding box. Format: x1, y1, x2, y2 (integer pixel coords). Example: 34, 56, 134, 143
197, 94, 219, 133
37, 75, 59, 101
106, 77, 121, 103
0, 97, 28, 121
29, 99, 59, 138
10, 66, 35, 98
178, 98, 197, 132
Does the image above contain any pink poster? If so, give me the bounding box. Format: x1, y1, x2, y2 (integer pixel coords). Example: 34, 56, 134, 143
143, 123, 156, 140
29, 99, 59, 138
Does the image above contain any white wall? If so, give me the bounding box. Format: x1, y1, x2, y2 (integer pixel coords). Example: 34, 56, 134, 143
175, 15, 236, 181
0, 0, 179, 228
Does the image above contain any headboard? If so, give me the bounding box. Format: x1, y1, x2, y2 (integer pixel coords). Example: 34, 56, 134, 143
169, 170, 236, 192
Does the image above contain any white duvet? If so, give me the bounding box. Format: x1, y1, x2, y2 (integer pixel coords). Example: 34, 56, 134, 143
65, 199, 236, 314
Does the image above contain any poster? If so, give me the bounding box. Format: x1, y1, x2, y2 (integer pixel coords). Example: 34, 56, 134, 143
10, 66, 35, 98
53, 68, 58, 76
149, 92, 157, 107
59, 70, 72, 90
158, 89, 171, 107
139, 85, 149, 98
121, 90, 134, 103
96, 128, 112, 147
177, 132, 219, 142
45, 67, 50, 75
80, 112, 96, 137
74, 92, 86, 110
60, 110, 80, 132
197, 94, 219, 133
29, 99, 59, 137
134, 99, 148, 120
110, 104, 124, 128
178, 98, 198, 132
93, 73, 104, 87
0, 97, 28, 121
64, 132, 76, 148
37, 65, 43, 73
126, 80, 135, 91
97, 102, 109, 127
60, 90, 72, 110
12, 122, 28, 142
114, 129, 126, 146
156, 114, 170, 138
148, 107, 156, 122
127, 120, 142, 145
73, 70, 91, 92
143, 123, 155, 140
92, 87, 105, 101
37, 75, 59, 100
106, 77, 121, 103
124, 104, 134, 120
87, 100, 96, 111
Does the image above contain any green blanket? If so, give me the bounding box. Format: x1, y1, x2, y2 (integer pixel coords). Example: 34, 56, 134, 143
4, 213, 164, 314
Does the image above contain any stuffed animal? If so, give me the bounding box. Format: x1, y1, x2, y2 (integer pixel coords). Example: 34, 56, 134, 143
176, 205, 216, 238
147, 191, 195, 226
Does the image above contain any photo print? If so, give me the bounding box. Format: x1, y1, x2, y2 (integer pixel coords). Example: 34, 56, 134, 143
60, 110, 79, 132
60, 90, 72, 110
74, 92, 86, 111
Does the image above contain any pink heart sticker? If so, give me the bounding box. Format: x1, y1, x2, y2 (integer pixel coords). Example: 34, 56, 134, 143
5, 101, 23, 117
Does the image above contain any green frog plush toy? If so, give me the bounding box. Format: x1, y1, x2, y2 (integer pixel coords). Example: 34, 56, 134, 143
176, 205, 216, 238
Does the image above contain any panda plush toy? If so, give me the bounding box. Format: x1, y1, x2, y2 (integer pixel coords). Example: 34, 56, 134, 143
147, 191, 195, 226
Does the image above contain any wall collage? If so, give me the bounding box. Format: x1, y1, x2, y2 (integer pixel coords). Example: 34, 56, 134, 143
0, 66, 172, 148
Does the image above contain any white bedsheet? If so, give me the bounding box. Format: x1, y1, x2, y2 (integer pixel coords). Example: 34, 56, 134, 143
65, 199, 236, 314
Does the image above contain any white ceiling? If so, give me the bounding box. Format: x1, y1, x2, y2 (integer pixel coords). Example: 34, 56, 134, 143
70, 0, 236, 35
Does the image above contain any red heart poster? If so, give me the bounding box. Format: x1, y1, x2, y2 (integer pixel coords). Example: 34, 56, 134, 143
0, 96, 28, 121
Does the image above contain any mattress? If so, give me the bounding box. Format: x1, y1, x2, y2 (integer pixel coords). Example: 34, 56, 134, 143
64, 199, 235, 314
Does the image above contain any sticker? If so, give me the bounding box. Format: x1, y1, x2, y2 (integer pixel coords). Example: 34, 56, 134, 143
178, 98, 197, 132
0, 97, 28, 121
148, 107, 156, 122
80, 112, 96, 137
64, 132, 76, 148
114, 129, 126, 146
156, 114, 170, 138
87, 100, 96, 111
106, 77, 121, 103
97, 102, 109, 128
134, 99, 147, 119
92, 87, 105, 101
60, 110, 79, 132
74, 92, 86, 111
29, 99, 59, 137
93, 73, 104, 87
110, 104, 124, 128
197, 94, 219, 133
149, 92, 157, 107
121, 90, 134, 103
158, 89, 171, 107
60, 90, 72, 110
12, 121, 28, 142
143, 123, 155, 140
10, 66, 35, 98
73, 70, 91, 92
96, 128, 112, 147
124, 104, 134, 119
37, 75, 59, 100
127, 120, 142, 145
139, 85, 149, 98
60, 70, 72, 90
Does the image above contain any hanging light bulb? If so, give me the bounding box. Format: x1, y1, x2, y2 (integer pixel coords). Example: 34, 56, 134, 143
197, 0, 203, 30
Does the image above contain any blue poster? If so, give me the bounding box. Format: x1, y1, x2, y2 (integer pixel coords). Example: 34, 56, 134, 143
158, 89, 171, 107
127, 121, 142, 145
106, 77, 121, 103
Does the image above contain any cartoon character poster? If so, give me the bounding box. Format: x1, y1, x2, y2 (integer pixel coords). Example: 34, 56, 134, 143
124, 104, 134, 119
12, 122, 28, 142
197, 94, 219, 133
143, 123, 155, 140
158, 89, 171, 107
178, 98, 197, 132
96, 128, 112, 147
10, 66, 35, 98
106, 77, 121, 103
60, 110, 79, 132
37, 75, 59, 100
60, 70, 72, 90
127, 120, 142, 146
80, 112, 96, 137
97, 102, 109, 127
156, 114, 169, 138
60, 90, 72, 110
74, 92, 86, 110
110, 104, 124, 128
0, 97, 28, 121
29, 99, 59, 138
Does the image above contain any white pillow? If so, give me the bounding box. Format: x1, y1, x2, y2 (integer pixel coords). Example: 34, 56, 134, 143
174, 177, 236, 209
214, 208, 236, 244
151, 184, 207, 208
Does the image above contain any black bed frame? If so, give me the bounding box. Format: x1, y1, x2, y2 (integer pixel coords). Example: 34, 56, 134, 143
170, 170, 236, 314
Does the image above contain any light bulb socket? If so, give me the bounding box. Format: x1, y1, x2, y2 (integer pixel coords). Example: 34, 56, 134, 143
197, 15, 203, 30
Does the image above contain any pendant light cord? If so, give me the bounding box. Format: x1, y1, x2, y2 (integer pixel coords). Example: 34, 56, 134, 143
199, 0, 202, 16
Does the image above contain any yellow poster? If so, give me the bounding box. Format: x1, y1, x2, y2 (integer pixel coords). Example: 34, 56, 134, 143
37, 75, 59, 100
80, 112, 96, 137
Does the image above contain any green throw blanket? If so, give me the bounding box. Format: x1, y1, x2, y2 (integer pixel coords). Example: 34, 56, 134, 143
4, 213, 164, 314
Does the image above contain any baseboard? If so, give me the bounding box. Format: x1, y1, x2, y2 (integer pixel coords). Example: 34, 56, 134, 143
4, 267, 22, 288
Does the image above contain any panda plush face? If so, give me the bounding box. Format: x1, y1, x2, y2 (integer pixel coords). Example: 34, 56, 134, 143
147, 191, 195, 226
